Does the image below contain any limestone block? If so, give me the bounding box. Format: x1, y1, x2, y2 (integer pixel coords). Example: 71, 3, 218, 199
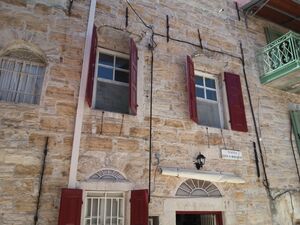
1, 0, 26, 7
115, 139, 140, 152
15, 165, 39, 176
129, 127, 149, 139
4, 155, 29, 165
164, 119, 184, 128
100, 122, 122, 136
84, 136, 113, 151
45, 85, 75, 101
56, 102, 76, 117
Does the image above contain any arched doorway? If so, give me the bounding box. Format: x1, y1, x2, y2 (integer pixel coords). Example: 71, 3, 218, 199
173, 179, 223, 225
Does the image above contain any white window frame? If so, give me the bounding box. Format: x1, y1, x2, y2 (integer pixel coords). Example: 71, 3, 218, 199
195, 71, 224, 129
83, 191, 125, 225
92, 48, 130, 109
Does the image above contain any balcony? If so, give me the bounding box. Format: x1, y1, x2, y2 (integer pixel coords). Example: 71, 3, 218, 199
257, 31, 300, 94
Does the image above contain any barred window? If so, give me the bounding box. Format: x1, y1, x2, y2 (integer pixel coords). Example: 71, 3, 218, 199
84, 192, 125, 225
0, 55, 45, 105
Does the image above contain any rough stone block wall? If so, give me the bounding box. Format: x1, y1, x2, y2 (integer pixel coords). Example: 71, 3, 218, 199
78, 1, 300, 225
0, 0, 87, 224
0, 0, 300, 225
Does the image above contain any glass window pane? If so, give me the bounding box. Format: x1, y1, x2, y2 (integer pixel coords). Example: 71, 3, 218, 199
85, 219, 91, 225
112, 199, 117, 217
206, 89, 217, 101
196, 87, 204, 98
115, 57, 129, 70
195, 76, 203, 86
92, 198, 98, 217
92, 218, 97, 225
106, 199, 111, 217
99, 53, 114, 66
86, 198, 91, 217
205, 78, 216, 88
99, 199, 105, 225
115, 70, 129, 83
118, 219, 124, 225
119, 199, 123, 217
112, 218, 117, 225
30, 65, 38, 75
105, 218, 111, 225
98, 66, 113, 80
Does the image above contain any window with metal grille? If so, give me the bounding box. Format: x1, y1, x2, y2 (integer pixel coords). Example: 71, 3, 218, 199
195, 71, 223, 128
0, 56, 45, 104
84, 192, 125, 225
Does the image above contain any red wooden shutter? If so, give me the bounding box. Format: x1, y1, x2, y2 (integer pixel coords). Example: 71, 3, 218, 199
186, 56, 198, 123
129, 38, 138, 115
130, 189, 148, 225
58, 188, 83, 225
224, 72, 248, 132
86, 25, 98, 107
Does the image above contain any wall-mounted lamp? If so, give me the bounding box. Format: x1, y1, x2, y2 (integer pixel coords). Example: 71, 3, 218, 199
194, 153, 206, 170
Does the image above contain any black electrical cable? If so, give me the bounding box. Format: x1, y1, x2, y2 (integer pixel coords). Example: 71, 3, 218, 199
98, 25, 145, 42
253, 142, 261, 178
125, 0, 157, 203
240, 42, 271, 195
34, 137, 49, 225
290, 114, 300, 183
153, 32, 242, 60
126, 0, 153, 30
68, 0, 73, 16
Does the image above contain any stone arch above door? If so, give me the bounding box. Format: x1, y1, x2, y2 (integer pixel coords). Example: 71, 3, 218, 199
176, 179, 222, 197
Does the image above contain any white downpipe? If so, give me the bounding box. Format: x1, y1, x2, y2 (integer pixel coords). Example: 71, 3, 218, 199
159, 167, 245, 184
68, 0, 96, 188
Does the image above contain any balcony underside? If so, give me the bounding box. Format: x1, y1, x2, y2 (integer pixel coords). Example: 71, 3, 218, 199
260, 62, 300, 94
240, 0, 300, 33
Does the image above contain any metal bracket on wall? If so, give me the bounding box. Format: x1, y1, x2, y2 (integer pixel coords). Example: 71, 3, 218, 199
166, 15, 170, 42
126, 7, 129, 28
235, 1, 241, 21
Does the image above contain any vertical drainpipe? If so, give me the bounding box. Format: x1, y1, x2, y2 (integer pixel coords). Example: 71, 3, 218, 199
68, 0, 96, 188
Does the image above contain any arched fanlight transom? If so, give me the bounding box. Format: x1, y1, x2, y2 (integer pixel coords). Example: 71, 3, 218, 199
176, 179, 221, 197
89, 169, 128, 182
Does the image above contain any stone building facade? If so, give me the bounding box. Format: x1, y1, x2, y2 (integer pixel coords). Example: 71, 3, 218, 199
0, 0, 300, 225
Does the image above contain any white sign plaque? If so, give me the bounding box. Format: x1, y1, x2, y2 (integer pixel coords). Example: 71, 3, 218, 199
221, 149, 242, 160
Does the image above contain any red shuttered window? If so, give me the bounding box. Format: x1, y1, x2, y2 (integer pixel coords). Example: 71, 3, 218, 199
224, 72, 248, 132
186, 56, 198, 123
129, 38, 138, 115
86, 25, 98, 108
130, 189, 148, 225
86, 34, 138, 115
58, 188, 83, 225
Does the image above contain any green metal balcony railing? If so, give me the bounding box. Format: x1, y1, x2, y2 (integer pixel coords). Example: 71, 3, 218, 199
257, 31, 300, 89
